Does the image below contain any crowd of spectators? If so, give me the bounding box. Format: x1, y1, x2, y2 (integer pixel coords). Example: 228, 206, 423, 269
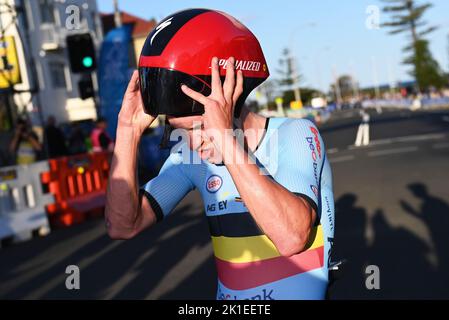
3, 116, 114, 167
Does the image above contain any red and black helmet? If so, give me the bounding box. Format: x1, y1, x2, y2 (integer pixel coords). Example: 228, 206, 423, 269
138, 8, 269, 118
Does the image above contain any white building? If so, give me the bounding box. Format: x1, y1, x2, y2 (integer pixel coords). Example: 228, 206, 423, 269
0, 0, 103, 127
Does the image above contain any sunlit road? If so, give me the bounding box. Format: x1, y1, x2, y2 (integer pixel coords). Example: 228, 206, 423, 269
1, 108, 448, 299
321, 108, 449, 299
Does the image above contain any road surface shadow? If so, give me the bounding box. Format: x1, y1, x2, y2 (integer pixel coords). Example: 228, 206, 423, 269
330, 194, 369, 299
331, 186, 449, 299
400, 183, 449, 297
2, 184, 449, 299
0, 190, 217, 299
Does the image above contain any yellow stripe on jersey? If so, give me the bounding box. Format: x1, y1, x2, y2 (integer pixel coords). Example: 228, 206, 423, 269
211, 225, 324, 263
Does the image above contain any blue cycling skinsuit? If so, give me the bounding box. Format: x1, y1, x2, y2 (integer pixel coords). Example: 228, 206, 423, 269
141, 117, 335, 300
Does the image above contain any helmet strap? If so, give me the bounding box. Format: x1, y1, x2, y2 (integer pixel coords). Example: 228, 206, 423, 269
159, 118, 173, 149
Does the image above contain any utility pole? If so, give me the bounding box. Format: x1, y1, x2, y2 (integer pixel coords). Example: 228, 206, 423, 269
387, 58, 396, 96
113, 0, 122, 27
371, 56, 382, 113
288, 24, 315, 105
313, 54, 323, 95
371, 56, 380, 100
290, 55, 302, 104
332, 65, 342, 107
16, 0, 48, 157
349, 61, 360, 100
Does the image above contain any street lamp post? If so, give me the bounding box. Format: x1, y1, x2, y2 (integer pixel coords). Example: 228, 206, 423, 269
332, 65, 342, 107
113, 0, 122, 27
290, 54, 301, 103
288, 23, 316, 105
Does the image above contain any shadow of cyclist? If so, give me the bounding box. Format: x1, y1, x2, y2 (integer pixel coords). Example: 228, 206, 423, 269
400, 183, 449, 296
368, 208, 436, 298
330, 193, 369, 299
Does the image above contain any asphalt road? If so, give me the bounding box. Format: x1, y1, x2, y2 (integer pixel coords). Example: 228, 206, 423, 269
321, 108, 449, 299
1, 107, 448, 299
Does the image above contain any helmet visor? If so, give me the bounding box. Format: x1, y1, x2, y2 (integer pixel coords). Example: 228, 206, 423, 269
139, 67, 211, 117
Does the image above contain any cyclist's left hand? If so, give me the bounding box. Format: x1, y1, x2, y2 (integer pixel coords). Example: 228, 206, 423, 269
181, 56, 243, 151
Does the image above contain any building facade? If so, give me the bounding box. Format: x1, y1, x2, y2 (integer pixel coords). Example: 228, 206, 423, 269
0, 0, 103, 129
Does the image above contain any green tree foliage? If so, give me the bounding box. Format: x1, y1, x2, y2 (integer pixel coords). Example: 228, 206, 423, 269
330, 75, 358, 102
404, 39, 447, 89
275, 48, 323, 106
276, 48, 302, 89
282, 88, 323, 106
381, 0, 447, 90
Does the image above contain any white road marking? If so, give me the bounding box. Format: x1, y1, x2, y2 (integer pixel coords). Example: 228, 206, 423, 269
329, 155, 355, 163
363, 123, 369, 145
355, 123, 370, 146
354, 125, 362, 147
362, 139, 391, 147
327, 148, 339, 154
348, 132, 446, 150
376, 106, 382, 114
354, 111, 370, 147
394, 133, 446, 143
433, 142, 449, 149
348, 139, 390, 150
368, 146, 418, 157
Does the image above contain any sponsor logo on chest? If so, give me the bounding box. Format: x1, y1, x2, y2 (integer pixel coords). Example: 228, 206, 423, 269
206, 175, 223, 193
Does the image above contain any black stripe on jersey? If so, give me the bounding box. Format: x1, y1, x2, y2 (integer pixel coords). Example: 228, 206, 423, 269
208, 212, 264, 237
140, 189, 164, 223
293, 192, 320, 227
141, 9, 210, 57
208, 193, 320, 237
254, 117, 270, 152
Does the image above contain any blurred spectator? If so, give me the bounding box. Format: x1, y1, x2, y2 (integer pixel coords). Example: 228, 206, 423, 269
44, 116, 68, 158
68, 123, 88, 155
9, 117, 42, 165
90, 117, 114, 152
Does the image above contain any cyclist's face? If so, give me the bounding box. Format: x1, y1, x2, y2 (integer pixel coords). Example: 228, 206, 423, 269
167, 115, 222, 163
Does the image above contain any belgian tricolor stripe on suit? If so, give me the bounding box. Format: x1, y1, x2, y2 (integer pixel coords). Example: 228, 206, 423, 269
208, 212, 324, 291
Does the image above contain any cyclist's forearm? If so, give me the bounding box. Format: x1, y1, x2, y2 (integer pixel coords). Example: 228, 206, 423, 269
222, 134, 315, 257
105, 125, 142, 238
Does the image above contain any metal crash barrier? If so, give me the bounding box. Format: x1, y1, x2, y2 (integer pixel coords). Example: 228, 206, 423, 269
0, 161, 53, 246
41, 152, 111, 228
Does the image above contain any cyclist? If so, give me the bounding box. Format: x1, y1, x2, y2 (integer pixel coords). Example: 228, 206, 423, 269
105, 9, 335, 300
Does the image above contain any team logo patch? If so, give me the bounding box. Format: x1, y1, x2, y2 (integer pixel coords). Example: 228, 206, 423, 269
310, 185, 319, 197
310, 126, 322, 159
206, 175, 223, 193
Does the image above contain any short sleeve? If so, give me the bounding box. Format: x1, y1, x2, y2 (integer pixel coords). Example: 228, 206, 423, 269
140, 151, 195, 221
319, 158, 335, 236
273, 119, 326, 215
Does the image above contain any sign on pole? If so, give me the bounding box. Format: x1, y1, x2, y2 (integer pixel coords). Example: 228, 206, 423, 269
0, 36, 21, 89
290, 100, 303, 110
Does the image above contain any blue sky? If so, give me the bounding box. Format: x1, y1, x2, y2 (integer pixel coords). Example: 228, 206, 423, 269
97, 0, 449, 91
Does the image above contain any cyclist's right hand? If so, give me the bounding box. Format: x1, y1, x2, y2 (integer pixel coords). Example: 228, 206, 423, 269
118, 70, 155, 135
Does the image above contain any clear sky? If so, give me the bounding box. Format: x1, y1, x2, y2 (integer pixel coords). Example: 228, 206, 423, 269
97, 0, 449, 92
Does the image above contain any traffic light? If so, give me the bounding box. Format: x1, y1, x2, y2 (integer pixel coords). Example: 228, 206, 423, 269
78, 74, 94, 99
66, 33, 96, 73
